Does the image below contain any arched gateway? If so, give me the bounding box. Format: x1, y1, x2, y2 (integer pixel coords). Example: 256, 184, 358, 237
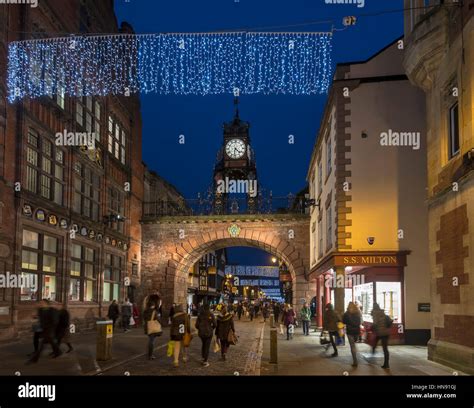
140, 214, 312, 314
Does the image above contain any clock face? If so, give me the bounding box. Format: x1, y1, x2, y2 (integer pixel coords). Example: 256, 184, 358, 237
225, 139, 246, 159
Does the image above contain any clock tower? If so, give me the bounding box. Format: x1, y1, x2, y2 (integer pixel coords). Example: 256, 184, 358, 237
213, 99, 258, 214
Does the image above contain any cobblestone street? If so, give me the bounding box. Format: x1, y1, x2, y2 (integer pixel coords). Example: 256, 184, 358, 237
100, 319, 265, 376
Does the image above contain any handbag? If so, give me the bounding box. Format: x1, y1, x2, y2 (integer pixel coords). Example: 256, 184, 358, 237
320, 330, 330, 345
183, 332, 193, 347
212, 336, 221, 353
146, 311, 162, 336
167, 341, 175, 357
227, 329, 238, 345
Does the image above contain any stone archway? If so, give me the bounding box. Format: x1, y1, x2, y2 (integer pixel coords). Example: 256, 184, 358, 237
140, 214, 313, 314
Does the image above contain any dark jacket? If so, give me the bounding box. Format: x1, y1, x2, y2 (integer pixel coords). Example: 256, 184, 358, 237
343, 311, 362, 336
283, 309, 296, 326
108, 303, 119, 319
143, 306, 160, 335
170, 311, 190, 341
323, 308, 341, 332
38, 307, 59, 336
121, 302, 132, 317
196, 312, 216, 338
372, 309, 391, 337
56, 309, 70, 338
215, 313, 235, 341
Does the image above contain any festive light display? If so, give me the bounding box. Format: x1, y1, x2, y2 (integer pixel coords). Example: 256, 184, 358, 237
7, 32, 332, 102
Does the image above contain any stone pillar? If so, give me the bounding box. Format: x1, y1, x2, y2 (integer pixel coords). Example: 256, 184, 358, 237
334, 267, 345, 315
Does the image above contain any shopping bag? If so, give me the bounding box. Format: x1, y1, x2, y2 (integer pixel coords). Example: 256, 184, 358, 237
183, 332, 193, 347
320, 331, 330, 345
167, 341, 175, 357
129, 316, 135, 326
212, 336, 221, 353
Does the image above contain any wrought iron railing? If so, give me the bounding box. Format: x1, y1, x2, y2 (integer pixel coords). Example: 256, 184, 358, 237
143, 194, 308, 218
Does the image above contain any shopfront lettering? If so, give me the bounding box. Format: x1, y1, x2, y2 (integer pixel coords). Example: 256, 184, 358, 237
342, 256, 397, 265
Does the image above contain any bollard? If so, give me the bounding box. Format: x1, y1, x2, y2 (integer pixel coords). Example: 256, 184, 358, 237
270, 327, 278, 364
270, 314, 275, 328
96, 320, 113, 361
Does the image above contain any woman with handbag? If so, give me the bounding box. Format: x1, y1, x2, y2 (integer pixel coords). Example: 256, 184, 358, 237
323, 303, 341, 357
343, 302, 362, 367
143, 294, 162, 360
215, 305, 235, 361
170, 304, 191, 368
195, 304, 216, 367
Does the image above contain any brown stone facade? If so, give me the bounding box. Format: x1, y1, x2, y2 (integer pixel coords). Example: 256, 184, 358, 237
141, 215, 312, 315
0, 2, 145, 341
435, 205, 469, 305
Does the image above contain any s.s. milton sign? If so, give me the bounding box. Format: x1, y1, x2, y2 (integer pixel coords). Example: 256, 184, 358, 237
336, 255, 405, 267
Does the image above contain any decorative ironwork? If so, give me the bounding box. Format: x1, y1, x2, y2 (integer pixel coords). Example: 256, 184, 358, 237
143, 192, 308, 218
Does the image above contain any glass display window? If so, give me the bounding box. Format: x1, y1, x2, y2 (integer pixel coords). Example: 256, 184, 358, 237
376, 282, 402, 323
354, 282, 374, 322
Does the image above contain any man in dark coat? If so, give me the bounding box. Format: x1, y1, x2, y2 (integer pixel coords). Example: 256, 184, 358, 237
107, 300, 120, 328
28, 300, 61, 363
195, 304, 216, 366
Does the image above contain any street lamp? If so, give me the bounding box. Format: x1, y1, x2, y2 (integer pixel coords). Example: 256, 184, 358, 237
271, 257, 278, 264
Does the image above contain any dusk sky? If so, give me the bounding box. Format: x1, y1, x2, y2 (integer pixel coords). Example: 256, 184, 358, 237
114, 0, 404, 264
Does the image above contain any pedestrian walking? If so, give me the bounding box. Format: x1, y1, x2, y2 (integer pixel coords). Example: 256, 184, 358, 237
121, 298, 133, 332
237, 303, 243, 321
132, 303, 140, 328
343, 302, 362, 367
249, 304, 255, 321
282, 304, 296, 340
273, 303, 281, 324
56, 307, 73, 353
300, 302, 312, 336
143, 294, 162, 360
28, 300, 61, 363
170, 304, 191, 368
107, 300, 120, 328
371, 303, 392, 369
262, 304, 269, 323
195, 304, 217, 367
215, 306, 236, 361
323, 303, 341, 357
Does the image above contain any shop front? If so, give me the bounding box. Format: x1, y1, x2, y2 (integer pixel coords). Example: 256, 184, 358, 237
311, 251, 409, 344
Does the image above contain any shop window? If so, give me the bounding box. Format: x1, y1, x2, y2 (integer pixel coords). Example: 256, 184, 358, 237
21, 230, 59, 302
103, 254, 124, 302
354, 282, 374, 322
70, 244, 97, 302
376, 282, 402, 323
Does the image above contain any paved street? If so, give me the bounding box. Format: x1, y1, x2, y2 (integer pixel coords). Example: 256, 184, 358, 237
0, 319, 265, 377
261, 324, 465, 376
0, 319, 463, 377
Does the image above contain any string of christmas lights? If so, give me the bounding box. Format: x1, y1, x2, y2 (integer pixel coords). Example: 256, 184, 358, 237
7, 32, 332, 102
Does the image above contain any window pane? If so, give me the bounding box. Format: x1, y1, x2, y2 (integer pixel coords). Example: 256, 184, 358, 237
26, 147, 38, 166
103, 282, 111, 302
44, 236, 57, 253
72, 244, 82, 259
55, 165, 63, 180
20, 272, 38, 301
69, 279, 81, 301
104, 267, 112, 281
85, 263, 94, 279
22, 250, 38, 270
28, 130, 39, 147
54, 182, 63, 205
42, 275, 56, 301
106, 254, 112, 266
26, 167, 37, 192
42, 140, 52, 157
23, 230, 39, 249
85, 248, 94, 262
43, 255, 57, 273
85, 280, 95, 302
113, 284, 119, 302
71, 261, 81, 277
